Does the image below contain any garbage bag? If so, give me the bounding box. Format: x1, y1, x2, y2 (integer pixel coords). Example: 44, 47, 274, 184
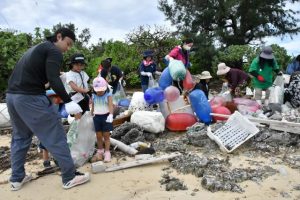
169, 60, 186, 81
67, 111, 96, 167
269, 76, 284, 104
113, 81, 127, 105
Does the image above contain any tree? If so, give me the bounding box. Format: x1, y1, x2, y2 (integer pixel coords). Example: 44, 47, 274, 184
78, 28, 91, 47
87, 40, 142, 87
0, 30, 32, 94
126, 25, 179, 69
212, 44, 291, 75
158, 0, 300, 46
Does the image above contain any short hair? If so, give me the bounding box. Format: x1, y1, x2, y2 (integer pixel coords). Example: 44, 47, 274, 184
101, 59, 111, 70
46, 27, 76, 42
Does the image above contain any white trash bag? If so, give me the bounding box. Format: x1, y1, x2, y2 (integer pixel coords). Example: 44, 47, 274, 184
0, 103, 10, 128
269, 76, 284, 104
67, 111, 96, 167
130, 111, 165, 133
128, 92, 152, 113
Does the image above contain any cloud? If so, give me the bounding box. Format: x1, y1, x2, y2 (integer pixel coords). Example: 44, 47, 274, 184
0, 0, 170, 44
0, 0, 299, 55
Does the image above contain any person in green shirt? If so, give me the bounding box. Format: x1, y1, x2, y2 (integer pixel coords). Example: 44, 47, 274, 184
249, 46, 282, 106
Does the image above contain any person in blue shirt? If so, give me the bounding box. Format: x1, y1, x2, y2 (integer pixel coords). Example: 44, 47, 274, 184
139, 50, 161, 92
286, 55, 300, 75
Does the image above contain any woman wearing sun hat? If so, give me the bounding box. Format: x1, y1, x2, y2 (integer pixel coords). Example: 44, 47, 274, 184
248, 46, 281, 105
183, 71, 212, 100
195, 71, 212, 98
217, 62, 250, 97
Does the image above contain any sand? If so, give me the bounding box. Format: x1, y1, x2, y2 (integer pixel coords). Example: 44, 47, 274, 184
1, 134, 300, 200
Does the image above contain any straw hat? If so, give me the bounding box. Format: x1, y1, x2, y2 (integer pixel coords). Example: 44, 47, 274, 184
200, 71, 212, 79
216, 63, 230, 76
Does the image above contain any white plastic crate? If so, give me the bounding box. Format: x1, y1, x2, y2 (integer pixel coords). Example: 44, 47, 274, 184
207, 111, 259, 153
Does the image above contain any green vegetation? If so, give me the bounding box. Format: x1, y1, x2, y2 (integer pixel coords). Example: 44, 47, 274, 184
1, 0, 299, 96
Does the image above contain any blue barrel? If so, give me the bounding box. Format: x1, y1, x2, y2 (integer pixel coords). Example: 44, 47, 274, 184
118, 98, 131, 107
158, 67, 173, 90
144, 87, 165, 104
189, 89, 212, 124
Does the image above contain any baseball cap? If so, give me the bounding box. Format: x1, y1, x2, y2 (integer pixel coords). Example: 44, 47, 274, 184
70, 53, 86, 65
93, 77, 108, 92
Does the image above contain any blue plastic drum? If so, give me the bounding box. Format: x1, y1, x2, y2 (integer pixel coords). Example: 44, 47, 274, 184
189, 89, 212, 124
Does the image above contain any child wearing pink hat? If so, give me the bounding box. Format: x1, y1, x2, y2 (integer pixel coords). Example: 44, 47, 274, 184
91, 77, 114, 162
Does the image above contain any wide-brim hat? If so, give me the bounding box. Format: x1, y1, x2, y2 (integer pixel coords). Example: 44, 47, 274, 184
216, 63, 230, 76
260, 46, 274, 59
200, 71, 212, 79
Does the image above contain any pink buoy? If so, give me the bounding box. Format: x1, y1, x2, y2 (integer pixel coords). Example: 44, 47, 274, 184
210, 96, 226, 108
183, 69, 194, 91
212, 106, 231, 121
164, 86, 180, 102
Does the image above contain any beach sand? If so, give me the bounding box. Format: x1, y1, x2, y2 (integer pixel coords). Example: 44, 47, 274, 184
1, 134, 300, 200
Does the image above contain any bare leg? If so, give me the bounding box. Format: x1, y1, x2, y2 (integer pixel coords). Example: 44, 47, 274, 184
43, 149, 49, 161
103, 132, 110, 151
96, 132, 104, 150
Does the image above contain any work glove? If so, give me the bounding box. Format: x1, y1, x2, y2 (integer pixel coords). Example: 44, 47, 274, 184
257, 75, 265, 82
146, 72, 152, 77
65, 101, 83, 115
106, 114, 113, 123
155, 71, 162, 76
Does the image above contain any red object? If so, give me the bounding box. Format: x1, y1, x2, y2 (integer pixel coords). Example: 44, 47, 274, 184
257, 75, 265, 82
97, 64, 103, 73
224, 101, 238, 113
183, 69, 194, 90
166, 113, 197, 131
211, 106, 231, 121
209, 96, 226, 108
53, 96, 63, 104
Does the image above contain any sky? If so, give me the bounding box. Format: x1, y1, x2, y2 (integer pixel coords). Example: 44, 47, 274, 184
0, 0, 299, 56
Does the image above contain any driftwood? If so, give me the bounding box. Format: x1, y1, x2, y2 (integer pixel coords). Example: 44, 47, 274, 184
98, 152, 181, 173
210, 113, 300, 134
110, 138, 138, 155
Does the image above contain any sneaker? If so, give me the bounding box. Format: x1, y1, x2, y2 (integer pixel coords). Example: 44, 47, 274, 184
104, 151, 111, 163
10, 174, 32, 191
43, 160, 51, 169
62, 172, 90, 189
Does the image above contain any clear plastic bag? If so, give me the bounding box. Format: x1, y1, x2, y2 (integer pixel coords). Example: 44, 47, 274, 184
269, 76, 284, 104
148, 75, 158, 88
67, 111, 96, 167
218, 82, 232, 102
113, 81, 127, 105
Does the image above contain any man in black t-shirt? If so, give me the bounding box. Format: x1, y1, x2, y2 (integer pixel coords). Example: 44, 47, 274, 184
6, 28, 90, 190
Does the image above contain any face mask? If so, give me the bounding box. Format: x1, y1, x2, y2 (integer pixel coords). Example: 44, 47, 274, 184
183, 44, 191, 51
